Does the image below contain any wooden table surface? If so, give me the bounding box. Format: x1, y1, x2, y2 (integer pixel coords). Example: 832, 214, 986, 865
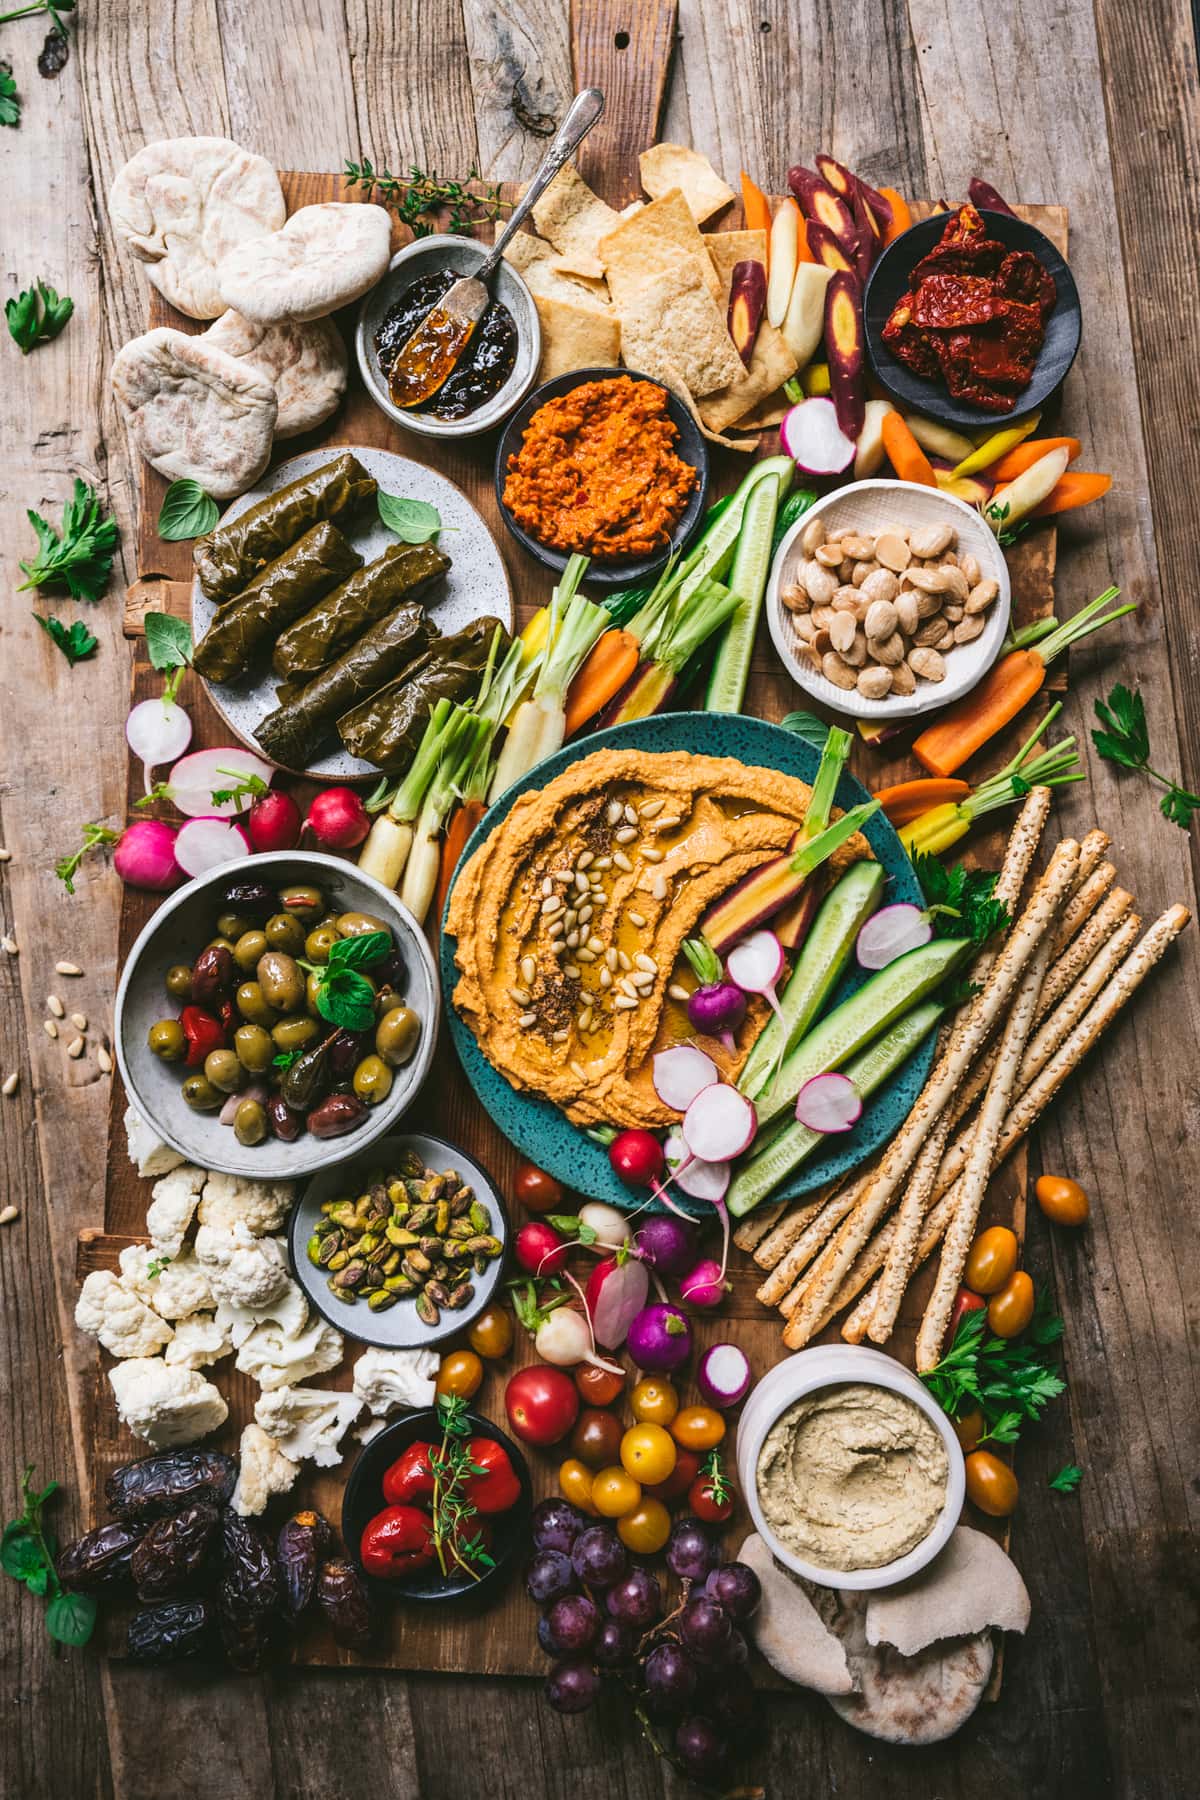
2, 2, 1199, 1796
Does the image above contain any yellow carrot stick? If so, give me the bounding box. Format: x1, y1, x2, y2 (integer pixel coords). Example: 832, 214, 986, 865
951, 412, 1041, 480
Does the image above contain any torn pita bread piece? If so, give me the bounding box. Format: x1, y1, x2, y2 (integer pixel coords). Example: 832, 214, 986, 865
738, 1534, 853, 1695
865, 1527, 1031, 1657
503, 232, 610, 305
534, 295, 621, 382
109, 136, 287, 320
822, 1588, 994, 1746
698, 228, 798, 431
111, 326, 278, 499
598, 189, 722, 307
530, 164, 623, 279
203, 311, 347, 438
639, 143, 736, 224
217, 202, 392, 324
617, 254, 746, 399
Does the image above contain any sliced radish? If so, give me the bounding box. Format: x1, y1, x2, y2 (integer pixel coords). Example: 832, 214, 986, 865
682, 1083, 757, 1162
726, 929, 785, 994
696, 1342, 752, 1408
653, 1044, 720, 1113
175, 816, 252, 878
780, 397, 855, 476
169, 748, 276, 820
664, 1128, 731, 1202
856, 902, 934, 970
126, 698, 192, 795
794, 1071, 863, 1133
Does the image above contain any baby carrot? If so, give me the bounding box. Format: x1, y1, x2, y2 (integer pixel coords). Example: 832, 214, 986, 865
989, 436, 1081, 482
436, 798, 485, 921
881, 410, 937, 486
740, 171, 773, 256
1031, 472, 1112, 518
878, 187, 912, 242
564, 627, 640, 738
874, 777, 971, 826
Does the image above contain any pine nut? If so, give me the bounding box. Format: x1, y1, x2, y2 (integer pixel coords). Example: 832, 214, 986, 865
520, 956, 536, 986
67, 1036, 85, 1059
55, 961, 83, 976
70, 1013, 87, 1033
2, 937, 16, 955
518, 1012, 537, 1029
1, 1072, 18, 1095
612, 851, 633, 873
0, 848, 10, 862
570, 1061, 587, 1081
667, 984, 691, 1003
43, 1019, 58, 1040
628, 910, 647, 928
641, 846, 664, 863
47, 995, 65, 1019
97, 1046, 113, 1074
0, 1205, 17, 1225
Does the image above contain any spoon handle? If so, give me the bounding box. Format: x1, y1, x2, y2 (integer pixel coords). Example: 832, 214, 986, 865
477, 88, 606, 280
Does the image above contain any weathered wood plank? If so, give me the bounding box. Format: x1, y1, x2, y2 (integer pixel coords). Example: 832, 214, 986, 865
570, 0, 679, 203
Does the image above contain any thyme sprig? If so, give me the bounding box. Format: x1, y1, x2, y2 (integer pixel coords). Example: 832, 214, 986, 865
428, 1394, 495, 1581
343, 159, 514, 238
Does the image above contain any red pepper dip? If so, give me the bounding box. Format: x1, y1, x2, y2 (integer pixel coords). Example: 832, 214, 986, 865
882, 204, 1057, 412
502, 376, 697, 559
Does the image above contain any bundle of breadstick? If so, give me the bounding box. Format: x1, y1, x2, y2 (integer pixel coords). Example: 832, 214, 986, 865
733, 786, 1190, 1370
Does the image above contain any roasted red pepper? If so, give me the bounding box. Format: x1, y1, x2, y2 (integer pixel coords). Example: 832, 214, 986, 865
179, 1005, 225, 1067
461, 1438, 520, 1515
381, 1441, 437, 1507
359, 1505, 435, 1578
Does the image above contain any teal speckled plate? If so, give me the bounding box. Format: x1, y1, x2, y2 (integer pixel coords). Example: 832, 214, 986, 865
439, 714, 934, 1212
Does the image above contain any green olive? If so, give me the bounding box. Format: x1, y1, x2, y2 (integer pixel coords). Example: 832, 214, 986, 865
303, 925, 339, 965
232, 929, 269, 974
217, 911, 254, 942
314, 912, 341, 933
233, 1023, 274, 1074
374, 986, 401, 1017
265, 911, 307, 954
352, 1054, 394, 1104
206, 936, 238, 957
147, 1018, 186, 1062
181, 1073, 222, 1112
272, 1015, 319, 1054
233, 1098, 268, 1146
257, 950, 305, 1013
305, 970, 324, 1014
278, 883, 325, 922
337, 910, 389, 939
204, 1048, 244, 1094
236, 981, 278, 1027
375, 1005, 421, 1068
164, 964, 193, 1002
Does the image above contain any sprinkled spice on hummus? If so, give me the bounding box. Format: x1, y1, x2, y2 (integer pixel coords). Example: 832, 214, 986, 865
502, 376, 697, 560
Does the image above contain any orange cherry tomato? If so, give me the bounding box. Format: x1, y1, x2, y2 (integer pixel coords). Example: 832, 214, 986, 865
1036, 1174, 1090, 1226
467, 1304, 514, 1360
620, 1423, 677, 1486
964, 1226, 1019, 1295
435, 1349, 483, 1400
670, 1406, 726, 1453
617, 1497, 671, 1554
953, 1406, 985, 1454
575, 1363, 625, 1406
630, 1377, 679, 1427
591, 1465, 641, 1519
988, 1270, 1035, 1338
558, 1458, 596, 1512
570, 1407, 623, 1470
965, 1449, 1019, 1517
513, 1160, 564, 1214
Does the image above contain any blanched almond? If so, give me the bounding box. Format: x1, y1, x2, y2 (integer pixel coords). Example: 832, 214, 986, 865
875, 531, 912, 572
859, 567, 899, 607
908, 646, 947, 681
864, 598, 898, 640
914, 618, 950, 647
961, 552, 982, 586
832, 584, 862, 614
966, 578, 999, 614
857, 664, 894, 698
840, 628, 869, 668
909, 522, 954, 558
939, 564, 970, 602
943, 602, 965, 623
801, 517, 826, 557
954, 614, 986, 643
781, 581, 810, 613
829, 612, 858, 654
871, 630, 907, 666
895, 589, 920, 637
915, 588, 944, 619
907, 565, 950, 594
851, 560, 874, 587
815, 543, 844, 567
806, 565, 837, 606
890, 659, 917, 696
821, 651, 858, 690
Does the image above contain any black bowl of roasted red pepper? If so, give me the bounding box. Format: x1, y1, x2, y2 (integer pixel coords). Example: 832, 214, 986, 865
343, 1402, 533, 1604
863, 205, 1081, 429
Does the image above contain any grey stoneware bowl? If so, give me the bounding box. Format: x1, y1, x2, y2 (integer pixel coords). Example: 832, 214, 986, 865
355, 235, 542, 440
114, 852, 439, 1180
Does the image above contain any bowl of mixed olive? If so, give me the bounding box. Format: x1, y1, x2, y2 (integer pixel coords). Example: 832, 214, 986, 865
114, 852, 438, 1178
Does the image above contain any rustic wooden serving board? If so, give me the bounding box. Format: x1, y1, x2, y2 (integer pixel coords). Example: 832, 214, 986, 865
79, 160, 1067, 1674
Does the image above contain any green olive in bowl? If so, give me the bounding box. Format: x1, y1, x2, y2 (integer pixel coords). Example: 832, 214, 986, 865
234, 1098, 268, 1146
265, 911, 307, 955
272, 1016, 320, 1055
217, 911, 255, 942
337, 911, 389, 939
304, 925, 339, 965
164, 965, 193, 1002
376, 1005, 421, 1068
204, 1048, 245, 1094
181, 1073, 223, 1111
352, 1055, 394, 1104
278, 884, 325, 922
236, 981, 278, 1027
257, 951, 305, 1013
148, 1019, 186, 1062
233, 929, 269, 974
234, 1023, 274, 1073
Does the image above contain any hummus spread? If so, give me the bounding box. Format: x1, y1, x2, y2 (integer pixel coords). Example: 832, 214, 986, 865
446, 747, 870, 1130
756, 1383, 948, 1572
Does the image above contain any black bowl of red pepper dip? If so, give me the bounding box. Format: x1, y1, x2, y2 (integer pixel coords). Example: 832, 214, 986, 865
356, 235, 542, 441
863, 207, 1081, 431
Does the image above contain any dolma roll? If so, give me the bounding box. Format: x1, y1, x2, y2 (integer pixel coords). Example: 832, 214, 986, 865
194, 452, 376, 603
193, 522, 363, 684
272, 542, 439, 681
337, 616, 508, 771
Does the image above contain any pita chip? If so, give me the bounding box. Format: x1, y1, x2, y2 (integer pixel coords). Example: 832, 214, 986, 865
503, 231, 610, 305
617, 254, 745, 398
639, 143, 736, 224
598, 189, 722, 306
534, 294, 621, 382
530, 164, 622, 279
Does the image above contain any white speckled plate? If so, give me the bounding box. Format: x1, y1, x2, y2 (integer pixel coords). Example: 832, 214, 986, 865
192, 446, 514, 780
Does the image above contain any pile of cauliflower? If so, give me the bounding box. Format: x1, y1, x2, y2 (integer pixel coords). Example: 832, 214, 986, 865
73, 1110, 437, 1515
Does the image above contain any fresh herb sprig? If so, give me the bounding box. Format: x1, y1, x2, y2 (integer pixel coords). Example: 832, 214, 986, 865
157, 478, 218, 542
698, 1449, 731, 1509
0, 61, 18, 125
377, 492, 442, 544
300, 929, 390, 1031
5, 278, 72, 350
343, 159, 514, 239
19, 478, 118, 603
210, 769, 268, 809
1092, 684, 1199, 830
2, 1464, 96, 1647
55, 822, 118, 894
428, 1394, 495, 1580
144, 611, 193, 703
912, 850, 1011, 947
922, 1292, 1066, 1443
34, 613, 96, 666
1049, 1463, 1082, 1494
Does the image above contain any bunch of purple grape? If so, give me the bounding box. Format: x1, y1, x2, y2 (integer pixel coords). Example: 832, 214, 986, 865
526, 1499, 762, 1786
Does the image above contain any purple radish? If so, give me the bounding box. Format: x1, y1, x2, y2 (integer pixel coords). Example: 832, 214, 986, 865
681, 938, 747, 1047
794, 1071, 863, 1133
174, 816, 252, 877
679, 1258, 730, 1308
856, 903, 933, 970
780, 397, 855, 476
634, 1215, 694, 1278
664, 1129, 730, 1203
696, 1343, 752, 1408
626, 1303, 693, 1373
653, 1045, 719, 1114
682, 1084, 757, 1163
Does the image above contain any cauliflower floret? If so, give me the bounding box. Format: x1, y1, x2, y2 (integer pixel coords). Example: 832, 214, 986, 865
352, 1346, 438, 1419
124, 1106, 186, 1179
76, 1271, 174, 1359
230, 1422, 300, 1516
109, 1357, 228, 1448
195, 1221, 287, 1308
145, 1164, 207, 1257
216, 1274, 309, 1349
236, 1315, 343, 1391
164, 1311, 233, 1370
253, 1385, 362, 1468
197, 1171, 295, 1238
119, 1244, 215, 1321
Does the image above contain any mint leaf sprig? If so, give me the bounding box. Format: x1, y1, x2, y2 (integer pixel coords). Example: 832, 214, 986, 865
5, 279, 72, 351
300, 929, 391, 1031
2, 1463, 96, 1647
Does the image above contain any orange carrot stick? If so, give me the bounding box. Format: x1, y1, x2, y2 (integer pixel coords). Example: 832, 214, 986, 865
881, 411, 937, 487
564, 628, 640, 738
874, 777, 971, 826
437, 798, 485, 923
740, 172, 773, 259
878, 187, 913, 243
989, 437, 1082, 482
1031, 472, 1112, 518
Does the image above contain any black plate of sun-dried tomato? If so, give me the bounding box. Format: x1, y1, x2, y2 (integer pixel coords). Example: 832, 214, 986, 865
864, 204, 1081, 428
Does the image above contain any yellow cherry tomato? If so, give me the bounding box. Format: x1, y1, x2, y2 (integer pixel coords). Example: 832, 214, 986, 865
965, 1449, 1019, 1517
620, 1423, 677, 1486
987, 1270, 1035, 1339
558, 1458, 596, 1512
591, 1465, 642, 1519
435, 1349, 483, 1400
953, 1406, 985, 1454
630, 1377, 679, 1427
617, 1497, 671, 1554
964, 1226, 1019, 1296
467, 1304, 514, 1360
1035, 1174, 1090, 1226
670, 1406, 726, 1452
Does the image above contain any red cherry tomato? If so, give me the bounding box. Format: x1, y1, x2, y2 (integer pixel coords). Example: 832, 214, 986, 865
504, 1364, 580, 1447
514, 1220, 568, 1276
575, 1363, 625, 1406
513, 1160, 565, 1215
949, 1285, 987, 1340
688, 1463, 734, 1525
642, 1446, 700, 1504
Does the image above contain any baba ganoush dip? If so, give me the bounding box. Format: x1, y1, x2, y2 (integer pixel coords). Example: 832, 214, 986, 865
755, 1383, 948, 1571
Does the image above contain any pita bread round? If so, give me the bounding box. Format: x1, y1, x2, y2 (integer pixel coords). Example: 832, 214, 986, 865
865, 1527, 1031, 1657
109, 137, 286, 321
111, 326, 278, 499
738, 1534, 853, 1695
822, 1588, 993, 1745
203, 311, 347, 438
217, 203, 392, 324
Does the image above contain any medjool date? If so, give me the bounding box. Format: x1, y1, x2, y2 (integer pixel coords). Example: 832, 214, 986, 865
277, 1509, 333, 1620
218, 1512, 279, 1673
316, 1558, 372, 1650
127, 1599, 214, 1664
105, 1450, 237, 1521
131, 1501, 220, 1600
57, 1520, 147, 1592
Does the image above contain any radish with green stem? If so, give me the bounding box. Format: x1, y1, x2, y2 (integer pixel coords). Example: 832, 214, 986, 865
681, 940, 746, 1047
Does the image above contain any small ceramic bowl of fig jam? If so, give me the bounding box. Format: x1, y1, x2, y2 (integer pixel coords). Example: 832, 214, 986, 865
356, 235, 541, 440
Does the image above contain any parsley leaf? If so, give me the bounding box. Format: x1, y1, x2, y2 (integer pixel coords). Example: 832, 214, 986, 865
912, 851, 1011, 946
1092, 684, 1199, 831
5, 279, 73, 351
55, 822, 119, 894
157, 479, 219, 542
921, 1299, 1068, 1446
34, 613, 97, 666
303, 930, 391, 1031
0, 63, 18, 128
1049, 1463, 1082, 1494
18, 479, 118, 603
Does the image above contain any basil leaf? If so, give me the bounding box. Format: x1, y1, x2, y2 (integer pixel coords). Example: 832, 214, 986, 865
315, 967, 376, 1032
378, 492, 441, 544
143, 611, 193, 672
44, 1589, 97, 1647
328, 930, 391, 970
780, 710, 832, 752
158, 479, 219, 542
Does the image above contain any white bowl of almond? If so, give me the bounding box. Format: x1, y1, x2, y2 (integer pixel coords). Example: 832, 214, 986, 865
766, 478, 1011, 721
